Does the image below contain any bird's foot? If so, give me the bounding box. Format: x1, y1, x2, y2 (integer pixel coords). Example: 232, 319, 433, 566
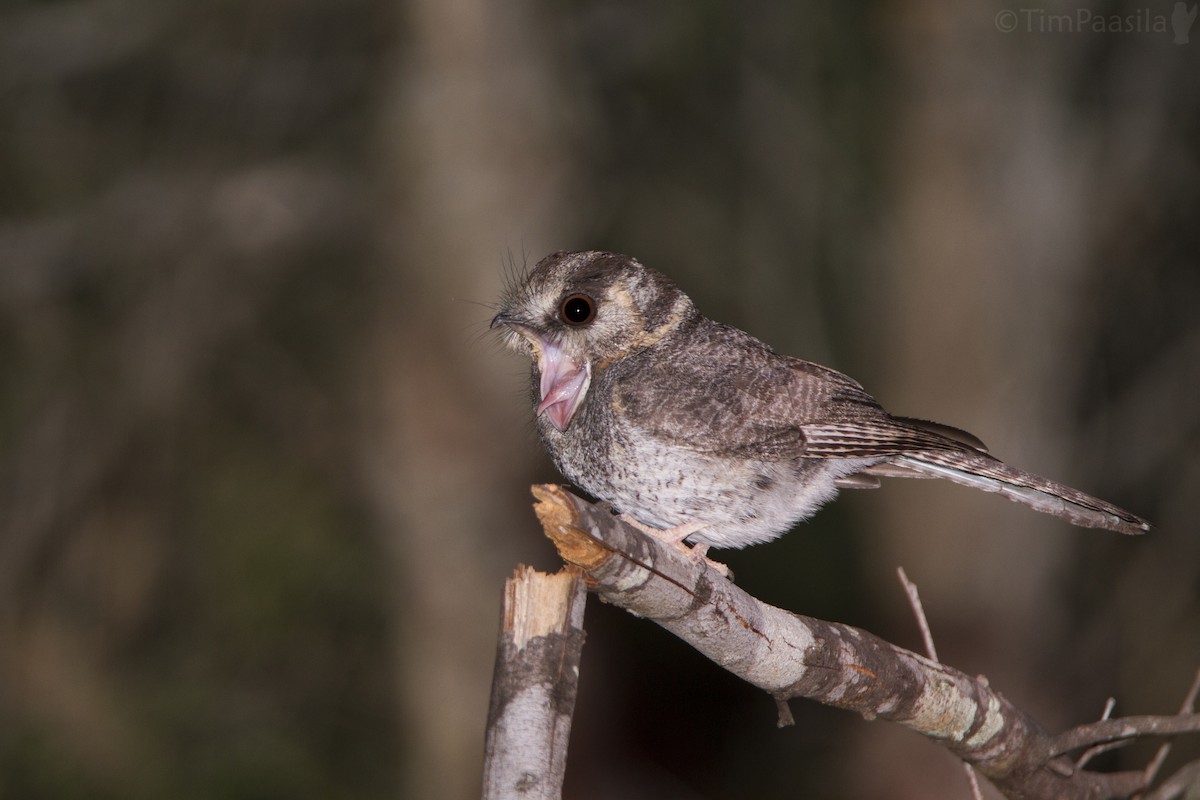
684, 542, 732, 579
617, 516, 731, 579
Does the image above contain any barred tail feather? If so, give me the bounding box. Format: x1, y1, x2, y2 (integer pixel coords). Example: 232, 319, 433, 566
886, 452, 1149, 535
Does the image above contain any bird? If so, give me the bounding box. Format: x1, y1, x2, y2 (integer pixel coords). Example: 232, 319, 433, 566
492, 250, 1149, 560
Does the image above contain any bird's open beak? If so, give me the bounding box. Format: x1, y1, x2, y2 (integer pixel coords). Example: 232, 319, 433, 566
492, 313, 591, 432
534, 338, 591, 432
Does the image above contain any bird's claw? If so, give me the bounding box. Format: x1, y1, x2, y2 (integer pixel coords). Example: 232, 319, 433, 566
618, 515, 732, 579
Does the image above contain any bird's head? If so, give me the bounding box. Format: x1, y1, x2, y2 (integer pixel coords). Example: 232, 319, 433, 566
492, 250, 695, 432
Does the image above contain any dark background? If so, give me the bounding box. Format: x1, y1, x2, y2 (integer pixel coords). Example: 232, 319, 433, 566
2, 2, 1197, 798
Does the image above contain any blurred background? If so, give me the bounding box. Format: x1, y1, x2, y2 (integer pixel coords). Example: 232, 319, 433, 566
1, 1, 1197, 798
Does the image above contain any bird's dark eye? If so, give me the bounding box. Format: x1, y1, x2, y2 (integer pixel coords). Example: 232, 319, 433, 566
559, 294, 596, 326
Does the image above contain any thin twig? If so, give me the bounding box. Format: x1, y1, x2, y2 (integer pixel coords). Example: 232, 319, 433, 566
1076, 698, 1118, 769
1135, 667, 1200, 800
1050, 714, 1200, 758
963, 764, 985, 800
897, 566, 938, 662
1139, 759, 1200, 800
897, 567, 980, 800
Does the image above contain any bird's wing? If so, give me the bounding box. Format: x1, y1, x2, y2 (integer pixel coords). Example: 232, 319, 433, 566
615, 318, 983, 460
613, 326, 888, 459
613, 329, 1149, 534
798, 416, 973, 459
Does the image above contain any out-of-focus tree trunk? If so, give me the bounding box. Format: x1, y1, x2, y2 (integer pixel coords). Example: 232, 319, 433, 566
862, 4, 1197, 796
877, 3, 1082, 672
865, 10, 1093, 797
364, 2, 581, 797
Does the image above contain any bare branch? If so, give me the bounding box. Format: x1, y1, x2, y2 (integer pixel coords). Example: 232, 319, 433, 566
1076, 698, 1119, 769
897, 566, 940, 662
897, 567, 982, 800
1137, 668, 1200, 799
1139, 760, 1200, 800
530, 484, 1166, 800
482, 566, 588, 800
1050, 715, 1200, 758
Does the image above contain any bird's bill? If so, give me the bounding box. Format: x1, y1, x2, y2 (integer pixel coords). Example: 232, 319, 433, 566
535, 337, 591, 432
493, 314, 591, 431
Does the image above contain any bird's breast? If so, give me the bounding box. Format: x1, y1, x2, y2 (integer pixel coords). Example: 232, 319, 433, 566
538, 391, 868, 549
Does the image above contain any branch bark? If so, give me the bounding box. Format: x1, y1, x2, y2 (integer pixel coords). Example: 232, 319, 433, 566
529, 484, 1200, 800
482, 565, 587, 800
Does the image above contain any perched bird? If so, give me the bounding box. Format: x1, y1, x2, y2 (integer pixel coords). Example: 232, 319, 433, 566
492, 250, 1149, 557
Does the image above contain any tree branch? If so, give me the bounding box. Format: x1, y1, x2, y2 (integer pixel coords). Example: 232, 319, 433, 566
482, 565, 587, 800
897, 566, 984, 800
1137, 668, 1200, 798
1050, 715, 1200, 758
528, 484, 1200, 800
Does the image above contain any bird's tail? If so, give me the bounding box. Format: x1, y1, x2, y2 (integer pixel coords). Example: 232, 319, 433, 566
868, 448, 1149, 535
806, 415, 1149, 534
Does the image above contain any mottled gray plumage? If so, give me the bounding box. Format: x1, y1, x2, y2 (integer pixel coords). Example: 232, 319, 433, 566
493, 250, 1149, 550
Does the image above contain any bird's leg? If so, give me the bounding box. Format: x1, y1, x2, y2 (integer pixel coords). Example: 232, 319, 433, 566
617, 515, 731, 578
618, 515, 706, 545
